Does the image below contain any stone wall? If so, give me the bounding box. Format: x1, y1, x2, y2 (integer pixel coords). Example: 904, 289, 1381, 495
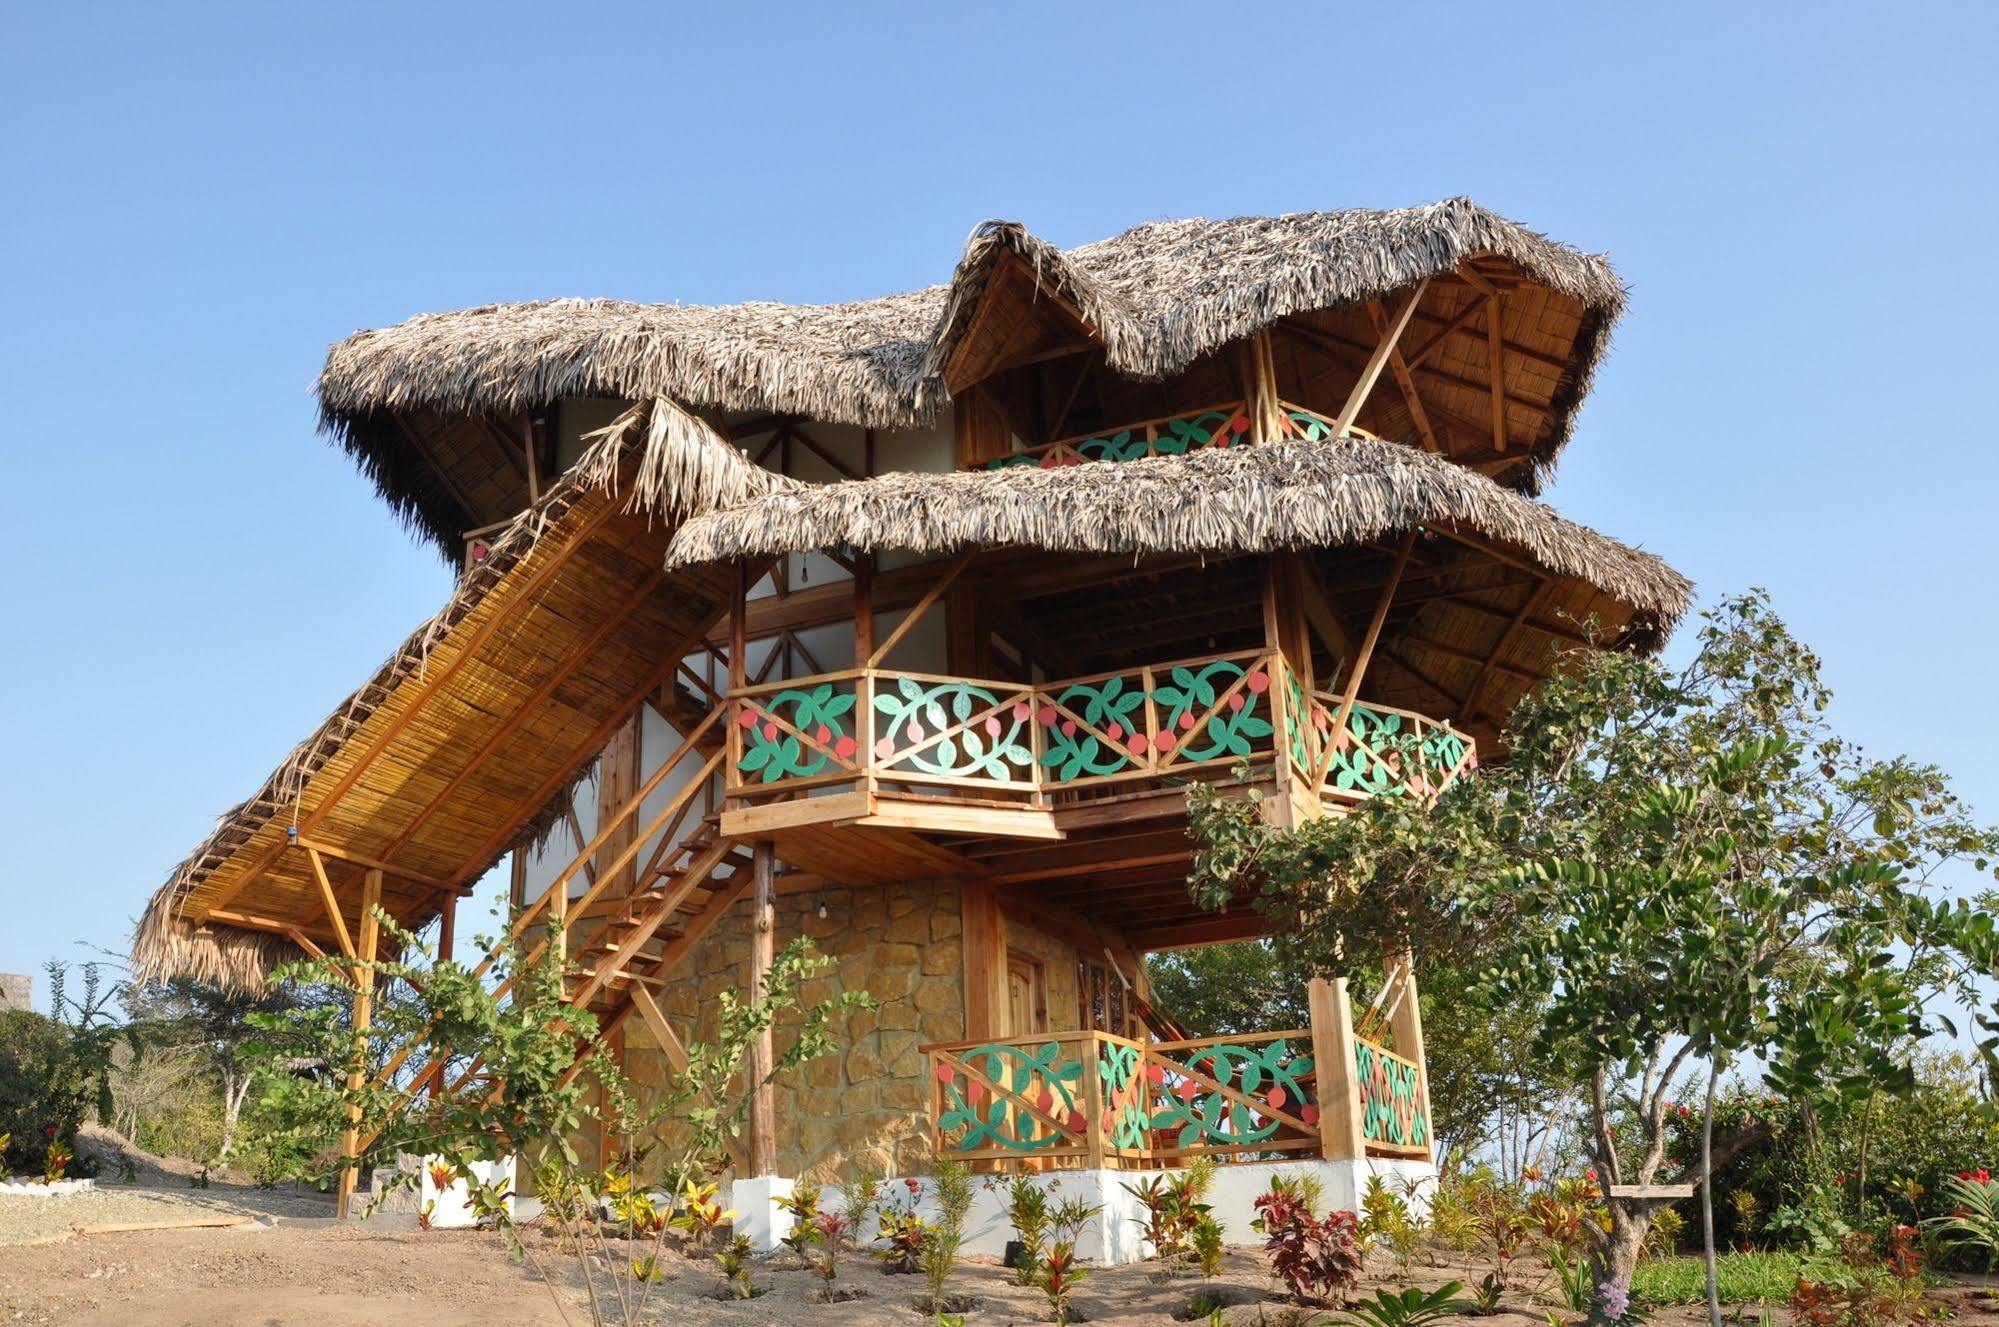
1004, 917, 1082, 1032
625, 878, 966, 1179
0, 974, 27, 1011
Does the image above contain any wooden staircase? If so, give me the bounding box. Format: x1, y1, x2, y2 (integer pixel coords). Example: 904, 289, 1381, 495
565, 816, 750, 1013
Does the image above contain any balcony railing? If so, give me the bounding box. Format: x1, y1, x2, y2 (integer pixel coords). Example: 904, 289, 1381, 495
922, 1013, 1429, 1170
975, 400, 1380, 471
724, 649, 1474, 815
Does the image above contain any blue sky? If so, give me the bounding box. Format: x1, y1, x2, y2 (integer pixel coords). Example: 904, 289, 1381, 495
2, 2, 1995, 1002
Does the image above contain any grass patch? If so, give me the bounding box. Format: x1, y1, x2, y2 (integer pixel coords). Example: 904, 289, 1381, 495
1631, 1253, 1805, 1306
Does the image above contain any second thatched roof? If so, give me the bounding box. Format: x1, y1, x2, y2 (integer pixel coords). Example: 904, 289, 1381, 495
667, 438, 1690, 631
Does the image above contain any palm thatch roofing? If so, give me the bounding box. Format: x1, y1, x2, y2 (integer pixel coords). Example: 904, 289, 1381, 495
319, 198, 1623, 554
670, 438, 1686, 625
133, 403, 773, 993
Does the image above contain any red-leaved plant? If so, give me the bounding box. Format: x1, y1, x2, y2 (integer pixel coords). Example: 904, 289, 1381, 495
1251, 1186, 1364, 1306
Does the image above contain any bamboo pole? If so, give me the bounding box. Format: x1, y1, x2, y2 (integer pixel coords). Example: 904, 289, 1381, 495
336, 870, 382, 1220
1309, 976, 1365, 1162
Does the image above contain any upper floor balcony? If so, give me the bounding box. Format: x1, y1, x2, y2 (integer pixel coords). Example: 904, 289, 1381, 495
719, 645, 1474, 842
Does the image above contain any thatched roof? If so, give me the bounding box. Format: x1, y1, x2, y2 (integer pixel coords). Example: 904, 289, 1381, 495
133, 402, 770, 993
318, 198, 1623, 553
667, 438, 1688, 626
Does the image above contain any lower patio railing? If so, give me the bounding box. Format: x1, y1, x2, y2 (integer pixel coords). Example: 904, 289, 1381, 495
923, 992, 1430, 1171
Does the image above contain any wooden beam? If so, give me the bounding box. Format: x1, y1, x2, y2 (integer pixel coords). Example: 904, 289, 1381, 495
306, 848, 356, 963
1329, 529, 1417, 747
1332, 279, 1427, 437
1459, 580, 1554, 724
869, 556, 969, 668
1485, 295, 1509, 452
291, 838, 458, 894
1367, 299, 1441, 453
1401, 293, 1491, 370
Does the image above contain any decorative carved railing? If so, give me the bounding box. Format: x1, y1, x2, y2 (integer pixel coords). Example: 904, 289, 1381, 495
727, 651, 1471, 815
925, 1015, 1429, 1170
1283, 669, 1477, 807
1356, 1037, 1430, 1156
927, 1030, 1322, 1168
975, 400, 1380, 471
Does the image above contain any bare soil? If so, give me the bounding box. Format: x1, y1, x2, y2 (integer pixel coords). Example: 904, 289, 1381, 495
6, 1221, 1999, 1327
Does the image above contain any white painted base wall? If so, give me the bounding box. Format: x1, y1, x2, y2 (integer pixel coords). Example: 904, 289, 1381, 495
733, 1157, 1435, 1265
421, 1156, 516, 1229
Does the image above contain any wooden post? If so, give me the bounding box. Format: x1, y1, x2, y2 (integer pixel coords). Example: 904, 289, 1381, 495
1384, 952, 1433, 1162
1082, 1035, 1108, 1170
1308, 976, 1365, 1162
336, 869, 383, 1219
436, 892, 456, 962
1261, 557, 1296, 824
960, 884, 1010, 1041
745, 842, 778, 1178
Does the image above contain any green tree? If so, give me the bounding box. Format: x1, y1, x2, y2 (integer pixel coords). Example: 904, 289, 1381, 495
126, 978, 293, 1157
1188, 593, 1999, 1314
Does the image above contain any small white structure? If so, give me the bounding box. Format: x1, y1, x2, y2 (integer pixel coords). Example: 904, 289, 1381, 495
419, 1156, 516, 1229
734, 1156, 1434, 1266
0, 1177, 96, 1198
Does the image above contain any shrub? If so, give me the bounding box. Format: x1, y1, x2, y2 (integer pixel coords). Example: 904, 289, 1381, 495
920, 1160, 974, 1322
1006, 1174, 1050, 1284
1252, 1184, 1364, 1306
0, 1009, 77, 1174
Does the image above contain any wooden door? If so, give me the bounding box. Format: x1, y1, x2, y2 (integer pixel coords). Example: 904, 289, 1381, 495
1006, 950, 1048, 1036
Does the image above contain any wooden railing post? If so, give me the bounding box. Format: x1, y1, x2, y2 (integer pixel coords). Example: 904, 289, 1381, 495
1385, 953, 1434, 1162
1309, 976, 1365, 1161
1082, 1034, 1108, 1171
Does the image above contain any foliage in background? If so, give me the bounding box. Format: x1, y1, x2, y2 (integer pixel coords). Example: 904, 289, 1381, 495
1187, 593, 1999, 1307
244, 914, 871, 1327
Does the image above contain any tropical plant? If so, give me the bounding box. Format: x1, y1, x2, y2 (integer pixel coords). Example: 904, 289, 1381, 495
1924, 1169, 1999, 1272
1360, 1174, 1423, 1272
920, 1160, 974, 1323
1251, 1184, 1364, 1306
713, 1233, 757, 1300
1006, 1173, 1050, 1283
776, 1181, 824, 1263
1191, 1211, 1226, 1278
42, 1139, 72, 1183
242, 918, 870, 1327
875, 1205, 929, 1272
1466, 1272, 1505, 1316
812, 1209, 853, 1283
673, 1177, 738, 1248
1333, 1282, 1469, 1327
1036, 1241, 1088, 1327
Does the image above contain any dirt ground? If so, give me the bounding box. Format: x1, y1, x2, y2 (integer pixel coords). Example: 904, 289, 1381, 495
6, 1219, 1999, 1327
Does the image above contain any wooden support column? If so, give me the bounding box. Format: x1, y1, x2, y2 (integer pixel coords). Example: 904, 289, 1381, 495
960, 884, 1010, 1041
1261, 557, 1297, 824
745, 842, 778, 1178
436, 892, 456, 962
1308, 975, 1365, 1162
336, 869, 383, 1219
1385, 953, 1433, 1162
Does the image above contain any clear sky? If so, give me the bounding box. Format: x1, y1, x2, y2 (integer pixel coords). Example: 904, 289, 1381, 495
2, 3, 1995, 1002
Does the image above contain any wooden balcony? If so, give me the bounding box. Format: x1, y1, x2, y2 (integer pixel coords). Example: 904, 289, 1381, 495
719, 647, 1474, 843
973, 399, 1380, 471
921, 977, 1431, 1171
